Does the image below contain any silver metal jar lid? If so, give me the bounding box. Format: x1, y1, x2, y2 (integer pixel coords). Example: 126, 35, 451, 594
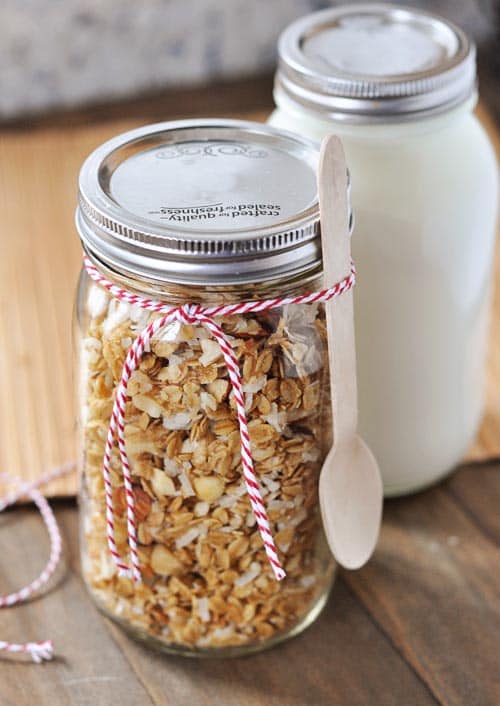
77, 119, 328, 286
275, 3, 476, 123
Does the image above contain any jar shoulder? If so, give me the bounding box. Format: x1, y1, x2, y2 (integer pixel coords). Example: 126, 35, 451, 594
269, 108, 498, 175
270, 108, 498, 208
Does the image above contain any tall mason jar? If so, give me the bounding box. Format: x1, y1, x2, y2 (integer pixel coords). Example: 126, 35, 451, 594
75, 120, 338, 656
269, 5, 499, 496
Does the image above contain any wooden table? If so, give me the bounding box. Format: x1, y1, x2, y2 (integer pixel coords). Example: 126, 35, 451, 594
0, 78, 499, 705
1, 462, 499, 705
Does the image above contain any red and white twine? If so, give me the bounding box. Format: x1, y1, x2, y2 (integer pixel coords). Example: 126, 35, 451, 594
0, 462, 74, 662
0, 255, 355, 662
83, 255, 356, 584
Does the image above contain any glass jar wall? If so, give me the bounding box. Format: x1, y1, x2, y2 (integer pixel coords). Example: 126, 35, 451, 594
75, 120, 338, 656
270, 6, 499, 496
76, 267, 334, 655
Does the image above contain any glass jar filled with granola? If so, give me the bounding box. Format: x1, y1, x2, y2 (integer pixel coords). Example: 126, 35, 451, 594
75, 119, 341, 656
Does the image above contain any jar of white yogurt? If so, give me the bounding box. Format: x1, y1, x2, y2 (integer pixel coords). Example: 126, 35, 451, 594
269, 4, 499, 495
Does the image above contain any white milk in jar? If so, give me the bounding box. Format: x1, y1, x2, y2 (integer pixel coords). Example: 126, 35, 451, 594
269, 4, 499, 495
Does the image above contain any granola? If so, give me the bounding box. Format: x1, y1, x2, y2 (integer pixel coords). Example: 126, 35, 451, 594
79, 279, 335, 652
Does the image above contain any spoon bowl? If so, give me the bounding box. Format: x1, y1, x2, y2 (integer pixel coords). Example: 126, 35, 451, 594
319, 436, 382, 570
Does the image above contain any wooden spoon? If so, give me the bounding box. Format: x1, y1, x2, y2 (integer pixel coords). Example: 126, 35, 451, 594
318, 135, 383, 570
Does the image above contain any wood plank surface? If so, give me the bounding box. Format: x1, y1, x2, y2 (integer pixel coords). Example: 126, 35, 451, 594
0, 505, 155, 706
446, 461, 500, 543
1, 460, 498, 705
0, 84, 498, 498
343, 473, 500, 706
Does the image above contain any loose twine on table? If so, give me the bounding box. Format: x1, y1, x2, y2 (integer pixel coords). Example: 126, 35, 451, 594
0, 254, 355, 662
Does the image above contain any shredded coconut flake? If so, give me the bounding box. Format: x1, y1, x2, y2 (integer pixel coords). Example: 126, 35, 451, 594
218, 494, 237, 508
267, 499, 286, 511
200, 391, 217, 412
264, 403, 287, 432
176, 527, 201, 549
211, 626, 235, 640
233, 483, 247, 498
157, 320, 181, 342
262, 477, 280, 493
129, 304, 150, 328
163, 413, 192, 430
181, 438, 195, 453
235, 562, 261, 587
87, 286, 108, 318
163, 457, 181, 476
199, 339, 222, 366
179, 471, 195, 497
197, 597, 210, 623
103, 300, 130, 335
194, 501, 209, 517
168, 353, 183, 366
243, 376, 267, 393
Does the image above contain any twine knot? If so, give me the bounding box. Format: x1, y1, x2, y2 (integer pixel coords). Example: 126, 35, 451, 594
176, 303, 203, 325
26, 641, 54, 664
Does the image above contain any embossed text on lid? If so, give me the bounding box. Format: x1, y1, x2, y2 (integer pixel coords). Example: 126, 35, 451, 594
77, 119, 324, 285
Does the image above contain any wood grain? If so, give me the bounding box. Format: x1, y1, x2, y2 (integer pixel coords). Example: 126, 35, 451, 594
1, 460, 498, 704
446, 461, 500, 543
105, 581, 439, 706
342, 483, 500, 706
0, 502, 437, 706
0, 92, 498, 498
0, 504, 154, 706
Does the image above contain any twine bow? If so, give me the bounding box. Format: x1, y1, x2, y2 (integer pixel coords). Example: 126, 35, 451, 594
84, 255, 356, 583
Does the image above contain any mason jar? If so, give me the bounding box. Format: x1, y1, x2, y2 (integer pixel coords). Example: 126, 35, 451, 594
75, 119, 339, 656
269, 5, 499, 496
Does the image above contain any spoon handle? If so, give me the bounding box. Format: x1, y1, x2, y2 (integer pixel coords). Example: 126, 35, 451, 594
318, 136, 357, 443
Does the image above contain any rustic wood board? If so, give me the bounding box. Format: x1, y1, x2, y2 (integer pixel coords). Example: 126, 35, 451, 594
0, 461, 498, 705
344, 465, 500, 706
0, 88, 498, 497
